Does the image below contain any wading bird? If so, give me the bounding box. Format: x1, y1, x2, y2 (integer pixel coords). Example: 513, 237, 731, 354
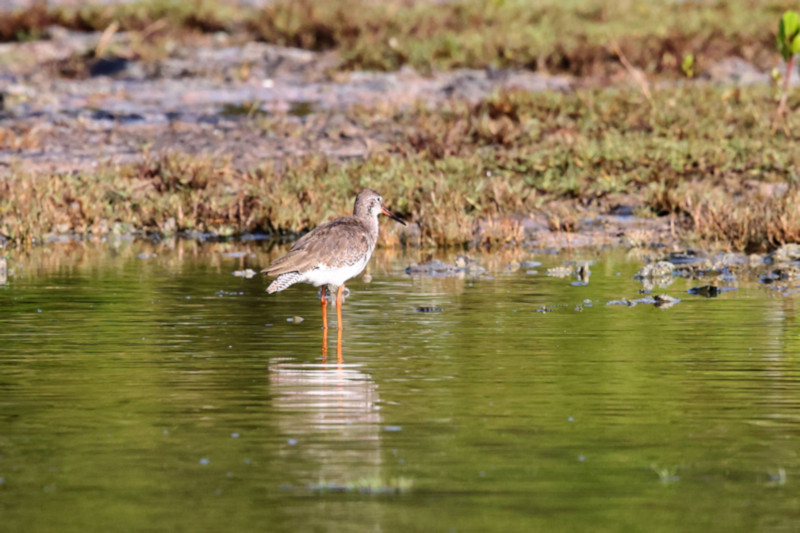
263, 189, 406, 330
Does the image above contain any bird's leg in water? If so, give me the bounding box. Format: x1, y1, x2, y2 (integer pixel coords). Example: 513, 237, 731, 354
336, 327, 342, 363
336, 284, 344, 330
320, 286, 328, 330
322, 326, 328, 361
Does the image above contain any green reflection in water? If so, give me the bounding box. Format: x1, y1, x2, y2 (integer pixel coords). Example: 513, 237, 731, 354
1, 240, 799, 532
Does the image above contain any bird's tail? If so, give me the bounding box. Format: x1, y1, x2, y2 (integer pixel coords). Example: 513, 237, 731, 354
267, 272, 302, 294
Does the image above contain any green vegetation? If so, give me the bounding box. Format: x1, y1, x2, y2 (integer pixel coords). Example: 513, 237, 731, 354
774, 10, 800, 126
2, 85, 799, 251
681, 54, 695, 79
776, 11, 800, 62
0, 0, 792, 75
249, 0, 785, 75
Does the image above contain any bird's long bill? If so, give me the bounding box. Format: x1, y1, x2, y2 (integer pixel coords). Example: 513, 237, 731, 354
381, 207, 407, 226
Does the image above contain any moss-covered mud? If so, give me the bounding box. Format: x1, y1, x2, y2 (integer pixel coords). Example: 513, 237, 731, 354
1, 1, 799, 252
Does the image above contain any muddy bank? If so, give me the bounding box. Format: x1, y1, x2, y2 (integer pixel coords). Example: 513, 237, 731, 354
0, 19, 785, 175
1, 5, 799, 251
0, 27, 572, 173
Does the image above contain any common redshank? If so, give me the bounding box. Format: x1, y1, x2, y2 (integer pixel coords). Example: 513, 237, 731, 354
263, 189, 406, 330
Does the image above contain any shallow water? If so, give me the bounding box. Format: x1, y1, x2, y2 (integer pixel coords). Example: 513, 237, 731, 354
2, 240, 800, 532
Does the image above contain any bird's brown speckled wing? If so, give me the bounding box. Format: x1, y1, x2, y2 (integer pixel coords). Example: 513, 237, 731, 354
262, 217, 373, 276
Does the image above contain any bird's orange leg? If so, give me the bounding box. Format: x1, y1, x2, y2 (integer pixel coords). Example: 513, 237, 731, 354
322, 326, 328, 362
320, 286, 328, 330
336, 326, 342, 364
336, 284, 344, 330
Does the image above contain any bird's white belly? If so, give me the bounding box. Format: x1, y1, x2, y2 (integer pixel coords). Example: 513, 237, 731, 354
300, 255, 370, 288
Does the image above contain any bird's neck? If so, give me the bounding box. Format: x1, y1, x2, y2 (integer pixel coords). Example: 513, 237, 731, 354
362, 214, 380, 242
352, 210, 380, 243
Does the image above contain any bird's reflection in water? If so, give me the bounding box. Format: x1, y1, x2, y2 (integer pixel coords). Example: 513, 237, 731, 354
268, 333, 382, 487
321, 326, 342, 364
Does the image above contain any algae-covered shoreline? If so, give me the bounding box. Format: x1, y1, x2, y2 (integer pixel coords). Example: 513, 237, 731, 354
1, 0, 799, 252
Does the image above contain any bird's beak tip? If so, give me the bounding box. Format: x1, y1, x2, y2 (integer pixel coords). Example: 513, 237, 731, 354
381, 207, 407, 226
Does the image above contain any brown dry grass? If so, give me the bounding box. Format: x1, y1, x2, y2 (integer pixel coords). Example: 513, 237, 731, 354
0, 0, 792, 78
2, 78, 800, 251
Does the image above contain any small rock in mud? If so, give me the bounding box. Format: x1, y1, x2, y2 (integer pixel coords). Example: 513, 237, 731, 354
232, 269, 256, 279
546, 265, 573, 278
687, 285, 721, 297
766, 244, 800, 265
635, 260, 675, 290
672, 261, 714, 279
575, 264, 591, 284
454, 255, 488, 276
287, 316, 304, 323
466, 264, 488, 276
708, 253, 747, 270
406, 259, 455, 276
606, 298, 636, 307
669, 252, 746, 281
653, 294, 680, 309
634, 261, 675, 279
703, 57, 770, 86
748, 254, 765, 269
161, 216, 177, 234
666, 250, 709, 265
761, 265, 800, 282
415, 306, 444, 313
362, 273, 372, 283
520, 260, 542, 268
777, 266, 800, 280
405, 256, 485, 278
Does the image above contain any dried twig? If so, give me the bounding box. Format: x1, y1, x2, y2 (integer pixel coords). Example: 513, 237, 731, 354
772, 55, 793, 135
610, 40, 653, 106
94, 21, 119, 58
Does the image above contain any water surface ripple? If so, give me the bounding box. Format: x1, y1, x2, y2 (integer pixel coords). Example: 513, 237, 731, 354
1, 242, 799, 532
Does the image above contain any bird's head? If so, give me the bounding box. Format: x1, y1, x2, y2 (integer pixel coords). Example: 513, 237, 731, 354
355, 189, 406, 225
